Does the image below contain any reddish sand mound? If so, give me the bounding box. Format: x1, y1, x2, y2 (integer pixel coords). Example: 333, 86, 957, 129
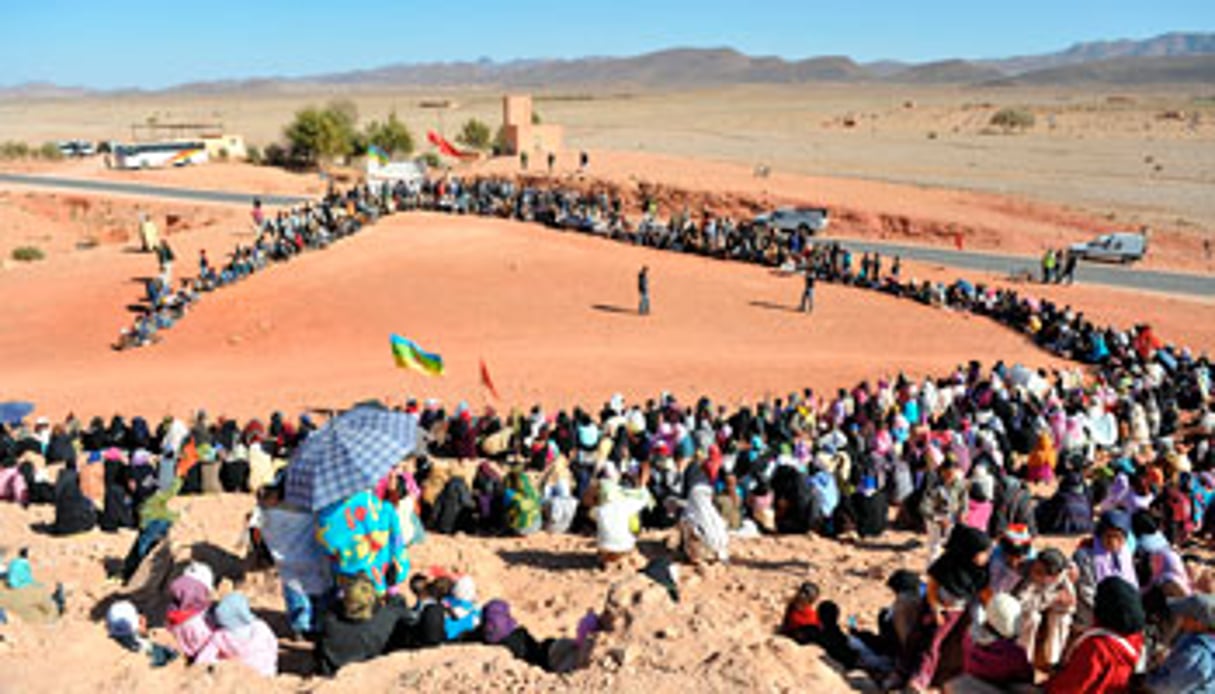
0, 212, 1066, 420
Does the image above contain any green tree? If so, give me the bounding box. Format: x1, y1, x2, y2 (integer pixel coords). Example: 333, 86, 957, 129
456, 118, 493, 150
283, 101, 359, 165
364, 111, 415, 157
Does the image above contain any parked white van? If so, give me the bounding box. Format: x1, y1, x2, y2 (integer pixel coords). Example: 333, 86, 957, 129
1069, 231, 1148, 264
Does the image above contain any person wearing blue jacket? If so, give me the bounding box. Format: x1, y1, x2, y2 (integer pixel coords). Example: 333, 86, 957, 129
1144, 593, 1215, 694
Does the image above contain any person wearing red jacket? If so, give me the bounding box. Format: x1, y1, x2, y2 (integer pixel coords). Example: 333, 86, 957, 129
1046, 576, 1144, 694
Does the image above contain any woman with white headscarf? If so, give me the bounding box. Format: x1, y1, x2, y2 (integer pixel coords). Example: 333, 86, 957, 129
679, 484, 729, 565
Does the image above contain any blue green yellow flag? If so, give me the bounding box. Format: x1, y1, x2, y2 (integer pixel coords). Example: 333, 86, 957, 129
367, 144, 390, 166
390, 334, 444, 376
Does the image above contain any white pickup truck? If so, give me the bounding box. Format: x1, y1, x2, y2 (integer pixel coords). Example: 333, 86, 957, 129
1069, 232, 1147, 264
753, 206, 830, 235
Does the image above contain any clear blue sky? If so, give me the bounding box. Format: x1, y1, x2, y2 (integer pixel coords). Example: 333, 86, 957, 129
2, 0, 1211, 88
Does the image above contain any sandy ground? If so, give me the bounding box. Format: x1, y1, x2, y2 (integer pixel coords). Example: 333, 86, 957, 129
3, 84, 1213, 235
0, 492, 1093, 693
0, 188, 242, 261
3, 491, 1211, 693
0, 210, 1076, 421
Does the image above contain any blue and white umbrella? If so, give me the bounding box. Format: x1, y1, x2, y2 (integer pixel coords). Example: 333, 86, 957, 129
285, 405, 418, 511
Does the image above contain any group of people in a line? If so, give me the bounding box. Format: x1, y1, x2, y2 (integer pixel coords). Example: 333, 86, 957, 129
115, 186, 389, 350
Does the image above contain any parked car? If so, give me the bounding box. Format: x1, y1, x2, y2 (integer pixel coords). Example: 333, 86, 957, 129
753, 206, 830, 235
1069, 231, 1147, 264
56, 139, 95, 157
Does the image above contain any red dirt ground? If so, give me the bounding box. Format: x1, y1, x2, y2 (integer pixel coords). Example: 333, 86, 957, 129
1, 211, 1072, 421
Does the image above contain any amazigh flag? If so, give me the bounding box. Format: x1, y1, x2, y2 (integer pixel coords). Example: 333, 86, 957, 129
367, 144, 390, 166
390, 334, 445, 376
480, 358, 501, 400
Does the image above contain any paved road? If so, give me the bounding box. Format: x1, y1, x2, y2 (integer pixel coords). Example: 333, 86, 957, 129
833, 238, 1214, 298
2, 172, 1211, 298
0, 172, 311, 208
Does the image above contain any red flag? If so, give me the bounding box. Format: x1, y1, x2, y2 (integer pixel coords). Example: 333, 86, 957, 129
427, 130, 478, 160
176, 439, 199, 478
480, 358, 501, 400
953, 232, 965, 251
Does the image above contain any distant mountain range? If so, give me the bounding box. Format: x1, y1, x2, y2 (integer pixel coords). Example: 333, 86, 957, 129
2, 31, 1213, 98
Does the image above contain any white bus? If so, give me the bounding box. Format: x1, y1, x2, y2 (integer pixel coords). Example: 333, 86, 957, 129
111, 141, 208, 169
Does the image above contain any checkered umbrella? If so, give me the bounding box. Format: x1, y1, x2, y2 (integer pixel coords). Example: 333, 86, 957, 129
0, 401, 34, 426
285, 405, 418, 511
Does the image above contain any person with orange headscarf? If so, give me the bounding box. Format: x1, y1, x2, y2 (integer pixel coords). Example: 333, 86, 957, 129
1026, 432, 1057, 484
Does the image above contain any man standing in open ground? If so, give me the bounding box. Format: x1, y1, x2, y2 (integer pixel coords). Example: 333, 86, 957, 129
638, 266, 650, 316
800, 268, 815, 313
1062, 249, 1078, 285
156, 240, 175, 286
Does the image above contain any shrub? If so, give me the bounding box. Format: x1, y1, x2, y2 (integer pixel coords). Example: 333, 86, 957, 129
11, 246, 45, 262
37, 142, 64, 160
456, 118, 493, 150
246, 144, 263, 165
263, 143, 289, 167
216, 147, 230, 161
531, 111, 542, 125
0, 141, 30, 159
419, 152, 441, 168
990, 107, 1035, 132
364, 111, 415, 157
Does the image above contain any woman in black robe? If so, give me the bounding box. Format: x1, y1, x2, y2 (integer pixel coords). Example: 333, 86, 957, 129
106, 416, 129, 450
852, 475, 890, 538
51, 466, 97, 536
81, 417, 107, 453
772, 465, 821, 535
127, 416, 152, 452
44, 428, 77, 466
98, 458, 135, 532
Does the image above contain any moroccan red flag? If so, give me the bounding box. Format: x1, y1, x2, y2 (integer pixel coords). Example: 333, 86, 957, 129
480, 358, 501, 400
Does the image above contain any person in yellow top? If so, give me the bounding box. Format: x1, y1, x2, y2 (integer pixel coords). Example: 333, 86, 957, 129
138, 213, 160, 252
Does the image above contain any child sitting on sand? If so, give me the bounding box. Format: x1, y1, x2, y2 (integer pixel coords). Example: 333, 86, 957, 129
442, 575, 482, 641
106, 600, 179, 668
780, 581, 822, 641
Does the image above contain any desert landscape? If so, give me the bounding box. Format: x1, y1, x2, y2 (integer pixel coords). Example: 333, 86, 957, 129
1, 17, 1214, 694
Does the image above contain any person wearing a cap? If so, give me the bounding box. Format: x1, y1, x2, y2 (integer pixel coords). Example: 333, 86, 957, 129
1144, 593, 1215, 693
1013, 547, 1076, 671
